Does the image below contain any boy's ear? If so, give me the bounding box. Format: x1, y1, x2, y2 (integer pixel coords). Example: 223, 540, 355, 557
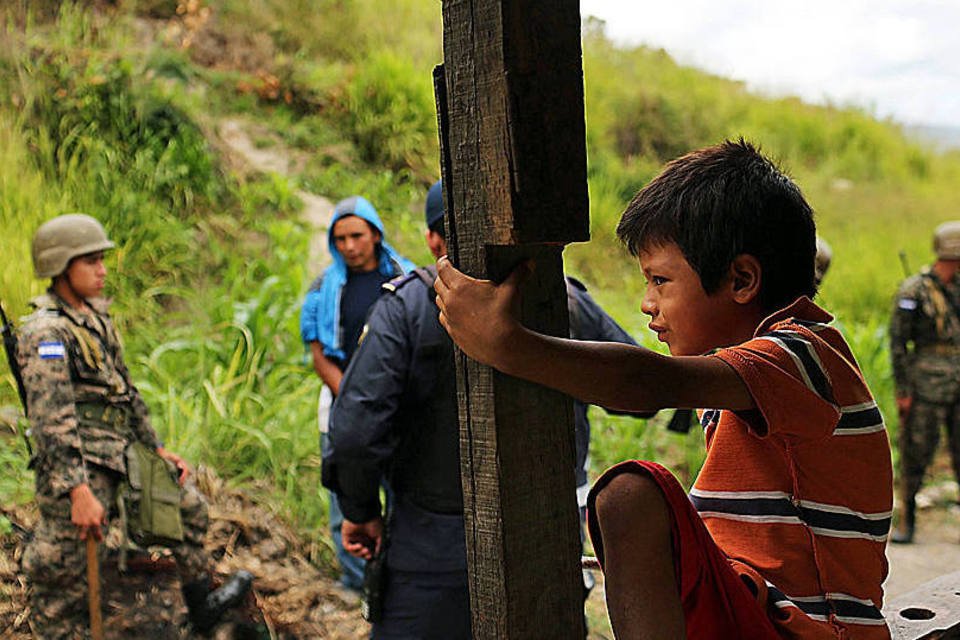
729, 254, 762, 304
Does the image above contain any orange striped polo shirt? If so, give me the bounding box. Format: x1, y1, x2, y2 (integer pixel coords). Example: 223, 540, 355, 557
703, 297, 893, 639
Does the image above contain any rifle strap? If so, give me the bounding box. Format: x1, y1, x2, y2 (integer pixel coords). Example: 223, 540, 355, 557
921, 272, 960, 343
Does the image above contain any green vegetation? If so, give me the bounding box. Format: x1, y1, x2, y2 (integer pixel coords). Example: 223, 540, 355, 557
2, 2, 960, 577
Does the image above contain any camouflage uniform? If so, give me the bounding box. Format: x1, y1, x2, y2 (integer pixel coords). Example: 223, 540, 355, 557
17, 291, 210, 640
890, 266, 960, 531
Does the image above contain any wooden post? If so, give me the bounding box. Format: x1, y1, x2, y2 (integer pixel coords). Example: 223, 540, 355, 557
435, 1, 590, 637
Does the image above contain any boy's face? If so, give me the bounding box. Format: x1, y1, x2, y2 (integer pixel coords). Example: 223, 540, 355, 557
638, 242, 745, 356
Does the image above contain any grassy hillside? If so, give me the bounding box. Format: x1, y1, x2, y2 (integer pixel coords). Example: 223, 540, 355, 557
3, 1, 960, 552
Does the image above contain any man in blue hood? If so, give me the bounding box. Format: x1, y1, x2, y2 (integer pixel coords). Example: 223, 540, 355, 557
301, 195, 413, 591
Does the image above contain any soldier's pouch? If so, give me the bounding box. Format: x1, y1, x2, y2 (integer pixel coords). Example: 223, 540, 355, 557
118, 441, 184, 546
912, 359, 960, 404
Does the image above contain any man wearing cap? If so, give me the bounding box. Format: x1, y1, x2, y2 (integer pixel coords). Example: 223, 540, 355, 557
300, 196, 414, 591
324, 181, 641, 638
18, 214, 251, 637
322, 181, 468, 638
890, 221, 960, 543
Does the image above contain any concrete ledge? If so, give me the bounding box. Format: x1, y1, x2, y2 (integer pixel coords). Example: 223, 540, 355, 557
885, 571, 960, 639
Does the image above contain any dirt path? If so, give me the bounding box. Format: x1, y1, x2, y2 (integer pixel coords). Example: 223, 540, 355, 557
217, 118, 332, 277
886, 481, 960, 598
0, 469, 370, 639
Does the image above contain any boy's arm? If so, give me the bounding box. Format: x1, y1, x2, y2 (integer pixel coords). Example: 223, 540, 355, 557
435, 258, 754, 412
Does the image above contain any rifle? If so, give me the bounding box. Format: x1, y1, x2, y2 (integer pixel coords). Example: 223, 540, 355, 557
0, 300, 34, 458
899, 250, 912, 279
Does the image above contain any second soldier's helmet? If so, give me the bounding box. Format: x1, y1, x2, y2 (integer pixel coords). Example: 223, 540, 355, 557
32, 213, 115, 279
814, 236, 832, 285
934, 221, 960, 261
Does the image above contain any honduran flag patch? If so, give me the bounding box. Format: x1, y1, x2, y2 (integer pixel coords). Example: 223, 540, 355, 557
38, 341, 66, 360
897, 298, 918, 311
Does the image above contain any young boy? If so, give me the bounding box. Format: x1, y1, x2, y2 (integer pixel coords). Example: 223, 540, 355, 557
434, 140, 892, 640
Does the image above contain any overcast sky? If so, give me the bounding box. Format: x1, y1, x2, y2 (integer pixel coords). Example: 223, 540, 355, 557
579, 0, 960, 129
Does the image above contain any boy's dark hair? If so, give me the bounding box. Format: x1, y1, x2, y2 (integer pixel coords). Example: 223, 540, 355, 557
616, 139, 817, 311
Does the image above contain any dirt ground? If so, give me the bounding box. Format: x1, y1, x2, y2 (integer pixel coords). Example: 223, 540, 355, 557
0, 467, 370, 639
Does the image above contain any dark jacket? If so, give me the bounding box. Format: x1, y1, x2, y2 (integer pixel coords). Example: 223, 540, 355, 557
323, 267, 464, 572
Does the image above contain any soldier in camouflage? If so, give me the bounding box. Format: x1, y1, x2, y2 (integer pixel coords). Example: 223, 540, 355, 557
890, 221, 960, 544
17, 214, 251, 638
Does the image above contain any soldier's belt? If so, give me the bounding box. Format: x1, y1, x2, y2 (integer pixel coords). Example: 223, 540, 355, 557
917, 345, 960, 356
75, 402, 132, 433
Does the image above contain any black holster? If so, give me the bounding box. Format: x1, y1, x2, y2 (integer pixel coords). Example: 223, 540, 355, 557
361, 503, 393, 623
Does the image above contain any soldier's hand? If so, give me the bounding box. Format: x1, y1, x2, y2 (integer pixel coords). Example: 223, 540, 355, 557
896, 395, 913, 419
156, 447, 191, 485
342, 517, 384, 560
434, 256, 532, 367
69, 483, 106, 541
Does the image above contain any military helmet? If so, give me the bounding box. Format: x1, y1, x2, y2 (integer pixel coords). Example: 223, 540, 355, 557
934, 221, 960, 261
814, 236, 832, 285
32, 213, 115, 278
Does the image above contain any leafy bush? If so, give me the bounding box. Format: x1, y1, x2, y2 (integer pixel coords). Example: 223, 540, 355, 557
342, 51, 438, 180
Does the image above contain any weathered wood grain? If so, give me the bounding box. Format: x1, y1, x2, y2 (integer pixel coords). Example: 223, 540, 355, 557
436, 1, 590, 637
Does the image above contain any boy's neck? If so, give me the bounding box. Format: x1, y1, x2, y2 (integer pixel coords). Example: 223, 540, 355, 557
735, 305, 772, 344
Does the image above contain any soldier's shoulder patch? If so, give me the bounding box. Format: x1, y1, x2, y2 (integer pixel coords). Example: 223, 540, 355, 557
37, 341, 66, 360
382, 271, 418, 293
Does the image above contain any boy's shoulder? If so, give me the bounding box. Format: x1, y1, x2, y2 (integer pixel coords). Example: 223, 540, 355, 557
752, 297, 834, 338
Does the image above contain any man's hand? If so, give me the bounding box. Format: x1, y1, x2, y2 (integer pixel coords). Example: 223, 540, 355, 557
156, 447, 190, 485
433, 256, 529, 367
342, 517, 384, 560
70, 483, 106, 541
310, 341, 343, 395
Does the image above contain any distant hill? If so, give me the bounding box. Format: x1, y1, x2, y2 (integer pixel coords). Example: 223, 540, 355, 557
904, 124, 960, 151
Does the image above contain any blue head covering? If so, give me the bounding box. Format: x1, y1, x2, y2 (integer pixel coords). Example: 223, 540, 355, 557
300, 196, 414, 360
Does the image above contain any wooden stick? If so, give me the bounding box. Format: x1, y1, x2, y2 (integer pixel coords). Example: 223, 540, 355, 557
86, 535, 104, 640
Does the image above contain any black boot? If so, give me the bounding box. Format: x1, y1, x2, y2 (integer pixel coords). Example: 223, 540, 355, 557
891, 498, 915, 544
182, 570, 254, 633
